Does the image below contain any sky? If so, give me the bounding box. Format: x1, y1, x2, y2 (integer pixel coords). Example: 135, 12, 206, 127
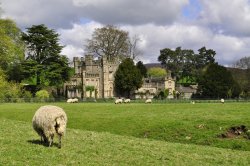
1, 0, 250, 66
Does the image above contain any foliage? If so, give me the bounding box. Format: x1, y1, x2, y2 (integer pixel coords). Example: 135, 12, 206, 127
136, 61, 147, 77
114, 58, 143, 97
21, 24, 70, 90
35, 89, 49, 101
197, 63, 241, 98
229, 68, 250, 98
147, 67, 167, 77
158, 46, 215, 81
86, 85, 95, 98
0, 69, 23, 102
0, 19, 25, 75
86, 25, 129, 61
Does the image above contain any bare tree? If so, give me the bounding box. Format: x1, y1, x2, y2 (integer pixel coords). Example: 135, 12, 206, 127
233, 56, 250, 69
128, 35, 143, 61
86, 25, 129, 61
85, 25, 130, 98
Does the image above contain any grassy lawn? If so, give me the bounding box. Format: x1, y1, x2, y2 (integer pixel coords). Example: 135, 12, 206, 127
0, 102, 250, 165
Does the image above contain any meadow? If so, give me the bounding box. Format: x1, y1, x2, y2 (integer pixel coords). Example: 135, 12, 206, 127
0, 102, 250, 165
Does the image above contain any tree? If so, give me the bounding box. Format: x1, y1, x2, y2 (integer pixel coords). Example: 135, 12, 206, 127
21, 24, 70, 91
136, 61, 147, 77
128, 35, 142, 60
0, 19, 25, 74
86, 86, 95, 98
233, 56, 250, 69
147, 67, 167, 77
86, 25, 129, 60
158, 46, 216, 82
114, 58, 143, 98
197, 63, 240, 98
86, 25, 130, 98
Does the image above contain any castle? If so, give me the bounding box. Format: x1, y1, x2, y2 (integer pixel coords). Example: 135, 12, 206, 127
64, 55, 119, 99
64, 55, 176, 99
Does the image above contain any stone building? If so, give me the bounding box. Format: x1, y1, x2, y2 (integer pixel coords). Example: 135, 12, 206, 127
135, 73, 175, 99
64, 55, 119, 99
64, 55, 176, 99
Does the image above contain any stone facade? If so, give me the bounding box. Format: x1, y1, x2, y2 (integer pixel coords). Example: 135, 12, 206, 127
64, 55, 176, 99
64, 55, 119, 99
135, 73, 175, 99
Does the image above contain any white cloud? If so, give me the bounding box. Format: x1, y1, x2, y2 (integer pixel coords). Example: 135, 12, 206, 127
199, 0, 250, 36
59, 21, 102, 60
72, 0, 189, 25
1, 0, 250, 66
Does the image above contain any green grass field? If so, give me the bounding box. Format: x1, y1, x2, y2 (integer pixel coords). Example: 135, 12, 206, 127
0, 102, 250, 165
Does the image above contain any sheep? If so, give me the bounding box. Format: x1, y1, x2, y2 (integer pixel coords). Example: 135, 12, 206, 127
115, 98, 123, 104
67, 98, 78, 103
124, 99, 131, 103
32, 105, 67, 148
72, 98, 78, 103
67, 98, 73, 103
220, 98, 225, 104
145, 99, 152, 104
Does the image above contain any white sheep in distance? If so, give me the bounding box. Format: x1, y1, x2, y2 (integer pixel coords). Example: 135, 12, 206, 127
145, 99, 152, 104
220, 98, 225, 104
115, 98, 123, 104
124, 99, 131, 103
72, 98, 78, 103
67, 98, 78, 103
67, 98, 73, 103
32, 105, 67, 148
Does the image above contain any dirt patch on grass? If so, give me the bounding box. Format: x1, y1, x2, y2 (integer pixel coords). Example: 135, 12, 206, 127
220, 125, 250, 139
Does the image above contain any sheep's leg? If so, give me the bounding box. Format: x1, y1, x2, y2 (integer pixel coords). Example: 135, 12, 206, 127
48, 135, 54, 147
58, 135, 62, 148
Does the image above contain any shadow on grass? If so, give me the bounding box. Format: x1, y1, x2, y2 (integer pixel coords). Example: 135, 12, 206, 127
27, 140, 60, 148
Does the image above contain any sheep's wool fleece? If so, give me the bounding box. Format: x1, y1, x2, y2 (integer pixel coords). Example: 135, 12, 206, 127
32, 105, 67, 136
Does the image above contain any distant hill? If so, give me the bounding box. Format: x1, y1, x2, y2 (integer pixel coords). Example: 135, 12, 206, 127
144, 63, 163, 69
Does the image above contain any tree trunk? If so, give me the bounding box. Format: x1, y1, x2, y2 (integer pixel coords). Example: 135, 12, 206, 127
101, 58, 105, 98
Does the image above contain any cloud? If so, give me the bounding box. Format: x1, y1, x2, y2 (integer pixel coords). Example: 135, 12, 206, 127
59, 21, 102, 59
1, 0, 250, 66
1, 0, 80, 29
199, 0, 250, 36
73, 0, 189, 25
1, 0, 189, 29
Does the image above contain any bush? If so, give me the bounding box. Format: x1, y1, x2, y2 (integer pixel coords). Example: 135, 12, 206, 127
35, 90, 49, 102
21, 90, 33, 102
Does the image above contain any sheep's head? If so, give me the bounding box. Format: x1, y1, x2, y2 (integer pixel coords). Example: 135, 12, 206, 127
55, 116, 67, 136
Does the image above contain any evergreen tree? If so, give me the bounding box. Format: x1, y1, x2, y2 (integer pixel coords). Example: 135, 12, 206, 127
136, 61, 147, 77
114, 58, 143, 98
22, 24, 70, 90
197, 63, 240, 98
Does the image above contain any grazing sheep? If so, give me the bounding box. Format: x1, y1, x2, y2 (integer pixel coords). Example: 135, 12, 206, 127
67, 98, 78, 103
72, 98, 78, 103
32, 105, 67, 148
115, 99, 123, 104
124, 99, 131, 103
220, 98, 225, 104
145, 99, 152, 104
67, 98, 73, 103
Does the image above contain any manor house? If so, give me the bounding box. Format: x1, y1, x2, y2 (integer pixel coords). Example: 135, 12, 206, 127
64, 55, 176, 99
